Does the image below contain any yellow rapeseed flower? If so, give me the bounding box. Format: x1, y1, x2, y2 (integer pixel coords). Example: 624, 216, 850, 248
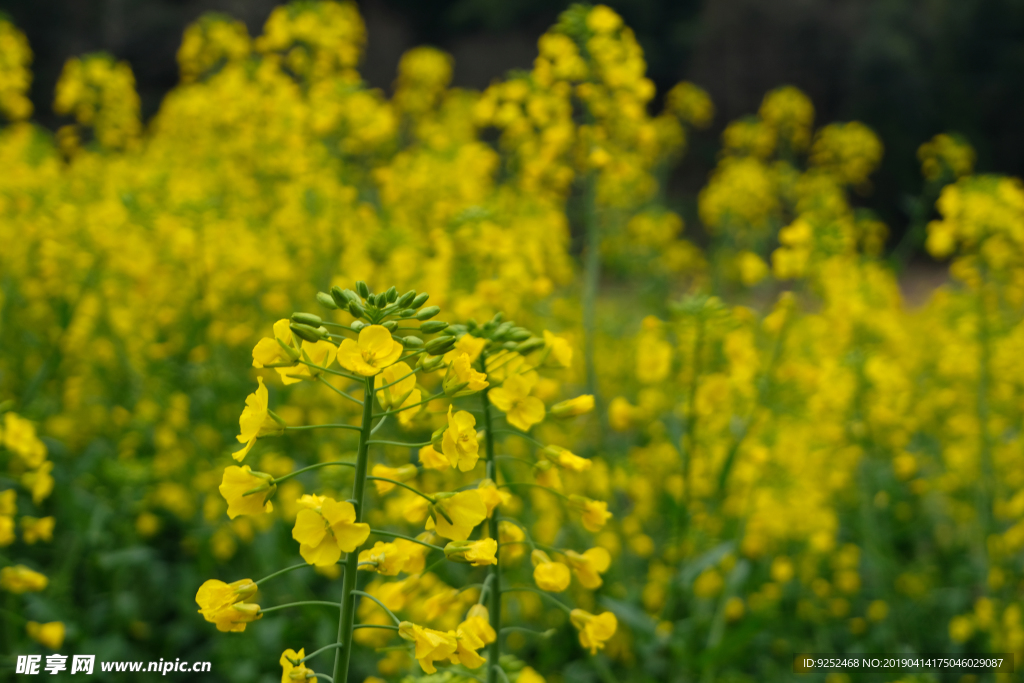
219, 465, 275, 519
488, 374, 546, 431
427, 490, 487, 541
338, 325, 403, 376
280, 648, 314, 682
564, 547, 611, 589
569, 609, 618, 654
441, 406, 480, 472
532, 549, 571, 592
398, 621, 458, 674
233, 377, 284, 461
0, 565, 48, 593
443, 353, 489, 397
292, 497, 371, 566
26, 621, 65, 649
195, 578, 262, 633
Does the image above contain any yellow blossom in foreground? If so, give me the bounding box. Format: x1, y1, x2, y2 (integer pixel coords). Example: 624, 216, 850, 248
26, 621, 65, 649
371, 463, 418, 495
195, 578, 262, 633
359, 541, 412, 575
477, 478, 510, 517
280, 340, 338, 385
280, 648, 314, 682
489, 374, 546, 431
427, 490, 487, 541
0, 565, 48, 593
21, 516, 55, 544
460, 604, 496, 645
570, 609, 618, 654
399, 621, 458, 674
564, 548, 611, 589
441, 406, 480, 472
252, 319, 298, 368
444, 538, 498, 566
233, 377, 284, 461
571, 495, 612, 532
541, 331, 573, 367
443, 352, 488, 397
549, 394, 594, 418
338, 325, 402, 376
418, 445, 450, 471
219, 466, 275, 519
375, 361, 417, 410
292, 497, 371, 566
543, 444, 591, 472
532, 550, 571, 592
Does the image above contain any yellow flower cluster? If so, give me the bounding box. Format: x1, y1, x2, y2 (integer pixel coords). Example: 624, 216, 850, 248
199, 284, 613, 681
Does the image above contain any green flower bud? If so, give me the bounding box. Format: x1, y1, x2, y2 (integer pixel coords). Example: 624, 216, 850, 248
494, 321, 514, 339
348, 302, 366, 319
399, 308, 416, 318
382, 321, 398, 332
330, 285, 349, 308
397, 291, 416, 307
410, 292, 430, 308
290, 323, 325, 342
356, 281, 370, 298
417, 354, 445, 372
419, 320, 449, 334
509, 327, 532, 342
291, 312, 322, 327
424, 335, 456, 355
385, 286, 398, 303
351, 321, 367, 332
516, 337, 545, 354
316, 292, 339, 310
401, 336, 424, 348
415, 306, 441, 321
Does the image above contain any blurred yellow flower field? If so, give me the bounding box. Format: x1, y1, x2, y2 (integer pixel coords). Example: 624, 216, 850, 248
1, 2, 1023, 682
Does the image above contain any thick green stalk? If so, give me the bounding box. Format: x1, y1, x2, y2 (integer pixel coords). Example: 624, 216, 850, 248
482, 384, 502, 683
332, 377, 375, 683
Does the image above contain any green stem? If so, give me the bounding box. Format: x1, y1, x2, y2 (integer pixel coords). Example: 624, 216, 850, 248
499, 626, 554, 638
274, 461, 356, 486
255, 562, 312, 586
366, 439, 432, 448
332, 377, 375, 683
499, 587, 572, 614
353, 624, 399, 632
320, 378, 364, 407
376, 368, 420, 391
351, 590, 402, 626
285, 424, 361, 433
370, 529, 444, 551
491, 429, 545, 448
259, 601, 341, 615
365, 477, 435, 503
373, 392, 444, 418
482, 380, 502, 683
497, 481, 571, 502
